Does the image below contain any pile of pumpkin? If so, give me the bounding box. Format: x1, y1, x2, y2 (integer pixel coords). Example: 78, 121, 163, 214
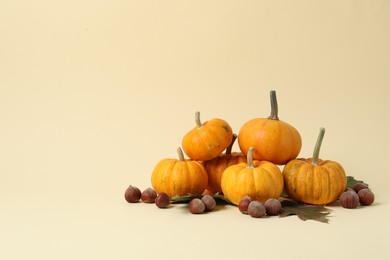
125, 91, 374, 217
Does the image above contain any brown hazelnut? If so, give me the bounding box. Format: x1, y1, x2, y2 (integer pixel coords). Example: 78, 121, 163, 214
264, 198, 282, 216
155, 193, 171, 208
189, 198, 205, 214
358, 188, 375, 206
201, 195, 216, 211
247, 201, 266, 218
238, 196, 253, 214
352, 183, 369, 193
339, 190, 359, 209
141, 187, 157, 203
124, 185, 141, 203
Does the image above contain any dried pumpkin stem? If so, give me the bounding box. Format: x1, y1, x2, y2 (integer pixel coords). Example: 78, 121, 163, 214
268, 90, 279, 121
226, 134, 237, 155
195, 111, 203, 128
177, 147, 185, 161
312, 127, 325, 166
247, 147, 255, 169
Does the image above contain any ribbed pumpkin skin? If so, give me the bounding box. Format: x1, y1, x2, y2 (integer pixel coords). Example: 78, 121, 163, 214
182, 118, 233, 161
151, 158, 208, 196
282, 158, 347, 205
238, 118, 302, 165
204, 152, 247, 193
221, 161, 284, 205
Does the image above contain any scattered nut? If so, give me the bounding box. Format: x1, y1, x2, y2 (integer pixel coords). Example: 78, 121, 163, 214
339, 190, 359, 209
155, 193, 171, 208
247, 201, 266, 218
264, 198, 282, 216
124, 185, 141, 203
352, 183, 369, 193
201, 195, 216, 211
238, 196, 253, 214
141, 187, 157, 203
358, 188, 375, 206
189, 198, 205, 214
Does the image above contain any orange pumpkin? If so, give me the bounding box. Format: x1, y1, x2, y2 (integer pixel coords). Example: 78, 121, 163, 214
151, 147, 208, 196
238, 90, 302, 165
182, 111, 233, 161
282, 127, 347, 205
221, 147, 284, 205
203, 134, 247, 193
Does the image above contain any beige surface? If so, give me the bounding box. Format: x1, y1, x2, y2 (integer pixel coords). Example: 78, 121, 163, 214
1, 1, 390, 259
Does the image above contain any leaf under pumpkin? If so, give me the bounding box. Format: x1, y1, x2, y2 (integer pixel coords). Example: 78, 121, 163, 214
279, 200, 332, 224
170, 193, 233, 204
346, 176, 368, 190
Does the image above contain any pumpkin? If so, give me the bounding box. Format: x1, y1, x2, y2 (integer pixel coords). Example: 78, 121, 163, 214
203, 134, 247, 193
238, 90, 302, 165
221, 147, 284, 205
151, 147, 208, 196
182, 111, 233, 161
282, 127, 347, 205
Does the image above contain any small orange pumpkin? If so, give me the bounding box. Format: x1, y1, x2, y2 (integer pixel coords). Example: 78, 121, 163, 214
151, 147, 208, 196
221, 147, 284, 205
282, 127, 347, 205
238, 90, 302, 165
182, 111, 233, 161
203, 134, 247, 193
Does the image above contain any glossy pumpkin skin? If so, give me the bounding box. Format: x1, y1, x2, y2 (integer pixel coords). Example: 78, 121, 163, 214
238, 90, 301, 165
282, 158, 346, 205
151, 148, 208, 196
282, 128, 347, 205
204, 152, 247, 193
182, 111, 233, 161
238, 118, 301, 165
221, 148, 284, 205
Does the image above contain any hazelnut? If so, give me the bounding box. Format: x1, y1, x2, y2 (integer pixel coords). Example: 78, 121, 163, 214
352, 183, 369, 193
155, 193, 171, 208
201, 195, 216, 211
238, 196, 253, 214
339, 190, 359, 209
358, 188, 375, 206
189, 198, 205, 214
264, 198, 282, 216
247, 201, 266, 218
124, 185, 141, 203
141, 187, 157, 203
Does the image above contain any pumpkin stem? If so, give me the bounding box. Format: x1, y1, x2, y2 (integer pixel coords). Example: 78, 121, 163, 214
267, 90, 279, 121
195, 111, 203, 128
247, 147, 255, 169
226, 134, 237, 155
312, 127, 325, 166
177, 147, 185, 161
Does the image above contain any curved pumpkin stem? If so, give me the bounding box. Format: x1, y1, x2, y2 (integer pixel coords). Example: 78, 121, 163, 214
312, 127, 325, 166
247, 147, 255, 169
195, 111, 203, 128
177, 147, 185, 161
268, 90, 279, 121
226, 134, 237, 155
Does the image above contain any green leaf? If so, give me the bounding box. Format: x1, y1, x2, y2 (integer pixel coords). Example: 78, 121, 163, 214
346, 176, 368, 190
170, 193, 234, 205
170, 194, 202, 203
280, 200, 332, 224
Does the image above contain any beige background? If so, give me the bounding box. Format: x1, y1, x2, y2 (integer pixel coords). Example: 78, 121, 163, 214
1, 1, 389, 259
